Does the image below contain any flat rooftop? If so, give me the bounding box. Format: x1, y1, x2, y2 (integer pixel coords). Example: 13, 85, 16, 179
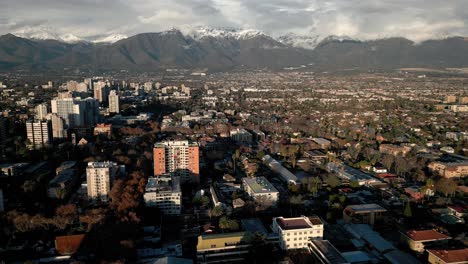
345, 204, 387, 213
276, 217, 314, 230
243, 176, 278, 194
87, 161, 117, 168
309, 240, 348, 264
146, 176, 180, 193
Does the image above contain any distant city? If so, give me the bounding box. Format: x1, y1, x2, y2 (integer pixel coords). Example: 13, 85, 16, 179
0, 69, 467, 263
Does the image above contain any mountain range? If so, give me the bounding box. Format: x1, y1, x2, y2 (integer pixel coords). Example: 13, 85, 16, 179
1, 27, 468, 72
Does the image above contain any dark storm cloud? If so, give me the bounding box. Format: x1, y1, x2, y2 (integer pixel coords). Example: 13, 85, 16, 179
0, 0, 467, 41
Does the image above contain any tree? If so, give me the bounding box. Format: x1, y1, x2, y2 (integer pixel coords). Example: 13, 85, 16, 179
211, 206, 224, 218
349, 180, 360, 189
325, 174, 341, 188
219, 217, 238, 231
304, 177, 322, 197
382, 154, 394, 170
435, 178, 458, 197
256, 150, 265, 160
403, 201, 413, 218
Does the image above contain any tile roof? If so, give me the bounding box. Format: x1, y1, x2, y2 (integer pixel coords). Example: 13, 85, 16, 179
55, 234, 86, 255
404, 229, 451, 242
428, 248, 468, 263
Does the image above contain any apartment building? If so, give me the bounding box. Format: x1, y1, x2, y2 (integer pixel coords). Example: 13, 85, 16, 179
26, 120, 52, 149
143, 176, 181, 215
108, 90, 120, 113
428, 161, 468, 178
86, 161, 125, 202
272, 216, 324, 250
379, 144, 412, 156
230, 128, 253, 143
153, 140, 200, 183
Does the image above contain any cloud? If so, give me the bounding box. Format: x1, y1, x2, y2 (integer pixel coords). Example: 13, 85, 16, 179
0, 0, 467, 41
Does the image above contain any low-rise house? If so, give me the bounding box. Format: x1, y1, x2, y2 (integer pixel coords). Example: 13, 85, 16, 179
447, 205, 467, 218
272, 216, 324, 250
401, 229, 451, 253
379, 144, 412, 156
242, 176, 279, 206
326, 162, 381, 186
308, 240, 349, 264
343, 204, 387, 226
313, 138, 332, 149
55, 234, 86, 256
262, 155, 298, 184
427, 248, 468, 264
196, 232, 250, 264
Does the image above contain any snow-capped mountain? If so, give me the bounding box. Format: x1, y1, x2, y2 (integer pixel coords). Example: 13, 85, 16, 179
12, 26, 61, 41
181, 26, 266, 40
92, 34, 128, 43
277, 33, 358, 49
277, 33, 323, 49
59, 33, 84, 43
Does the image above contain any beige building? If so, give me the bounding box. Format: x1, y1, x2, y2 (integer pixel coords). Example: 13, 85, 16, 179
428, 161, 468, 178
86, 161, 125, 202
445, 95, 457, 103
108, 90, 120, 113
197, 232, 250, 264
401, 229, 450, 253
379, 144, 412, 156
26, 120, 52, 149
35, 104, 48, 120
459, 96, 468, 104
272, 216, 324, 250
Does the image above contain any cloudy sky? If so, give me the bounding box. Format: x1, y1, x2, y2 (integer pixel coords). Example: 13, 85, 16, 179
0, 0, 467, 41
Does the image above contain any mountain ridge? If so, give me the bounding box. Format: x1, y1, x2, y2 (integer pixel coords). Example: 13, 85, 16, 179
1, 30, 468, 72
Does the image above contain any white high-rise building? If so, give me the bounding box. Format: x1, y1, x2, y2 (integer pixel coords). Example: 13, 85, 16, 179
93, 80, 109, 103
144, 176, 181, 215
26, 120, 52, 149
108, 90, 120, 113
35, 104, 48, 120
51, 97, 99, 128
86, 161, 125, 202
